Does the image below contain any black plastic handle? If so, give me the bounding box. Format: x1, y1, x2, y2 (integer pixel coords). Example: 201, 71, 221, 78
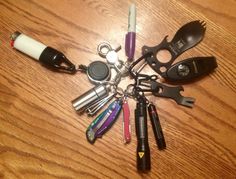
39, 47, 76, 74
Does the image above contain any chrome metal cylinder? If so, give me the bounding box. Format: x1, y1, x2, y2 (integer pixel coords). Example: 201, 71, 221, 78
72, 85, 109, 111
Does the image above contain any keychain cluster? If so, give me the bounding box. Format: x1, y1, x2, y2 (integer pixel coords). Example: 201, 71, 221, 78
11, 20, 218, 172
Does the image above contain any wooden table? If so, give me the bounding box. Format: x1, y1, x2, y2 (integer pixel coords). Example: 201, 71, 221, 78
0, 0, 235, 178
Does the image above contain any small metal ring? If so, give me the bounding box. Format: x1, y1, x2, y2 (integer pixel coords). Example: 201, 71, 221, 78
109, 84, 118, 93
97, 42, 112, 58
115, 87, 124, 97
150, 75, 158, 81
124, 84, 136, 98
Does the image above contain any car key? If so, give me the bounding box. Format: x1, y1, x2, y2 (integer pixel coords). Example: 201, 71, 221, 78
163, 56, 217, 82
147, 103, 166, 150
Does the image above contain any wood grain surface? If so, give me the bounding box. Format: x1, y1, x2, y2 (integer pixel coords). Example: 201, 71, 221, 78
0, 0, 236, 178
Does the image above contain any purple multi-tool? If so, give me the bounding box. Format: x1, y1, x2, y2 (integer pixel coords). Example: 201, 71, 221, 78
86, 99, 122, 144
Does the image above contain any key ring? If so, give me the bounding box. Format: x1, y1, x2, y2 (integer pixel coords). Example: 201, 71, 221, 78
128, 52, 152, 78
97, 42, 113, 58
115, 87, 124, 98
107, 84, 124, 99
124, 84, 136, 99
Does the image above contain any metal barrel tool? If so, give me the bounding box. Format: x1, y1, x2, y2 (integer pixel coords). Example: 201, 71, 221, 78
72, 85, 110, 112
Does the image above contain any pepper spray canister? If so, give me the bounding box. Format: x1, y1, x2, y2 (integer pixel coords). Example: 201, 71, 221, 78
72, 85, 110, 112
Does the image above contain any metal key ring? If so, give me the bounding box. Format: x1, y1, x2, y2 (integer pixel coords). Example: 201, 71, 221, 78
97, 42, 113, 58
107, 84, 124, 99
124, 84, 136, 99
115, 87, 124, 98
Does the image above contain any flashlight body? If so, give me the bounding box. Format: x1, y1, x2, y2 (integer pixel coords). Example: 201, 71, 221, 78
135, 97, 150, 172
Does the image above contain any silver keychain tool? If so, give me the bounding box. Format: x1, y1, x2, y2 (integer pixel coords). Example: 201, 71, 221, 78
97, 41, 121, 59
97, 42, 129, 77
72, 84, 111, 112
85, 84, 118, 116
85, 78, 124, 116
86, 93, 115, 116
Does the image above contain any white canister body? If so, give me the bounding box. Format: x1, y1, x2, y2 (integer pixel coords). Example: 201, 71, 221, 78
13, 34, 47, 60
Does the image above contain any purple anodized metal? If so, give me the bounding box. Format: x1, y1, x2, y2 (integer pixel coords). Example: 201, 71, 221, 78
125, 32, 136, 60
96, 100, 122, 137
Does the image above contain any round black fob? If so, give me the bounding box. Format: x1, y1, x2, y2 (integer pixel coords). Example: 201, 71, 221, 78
87, 61, 110, 82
